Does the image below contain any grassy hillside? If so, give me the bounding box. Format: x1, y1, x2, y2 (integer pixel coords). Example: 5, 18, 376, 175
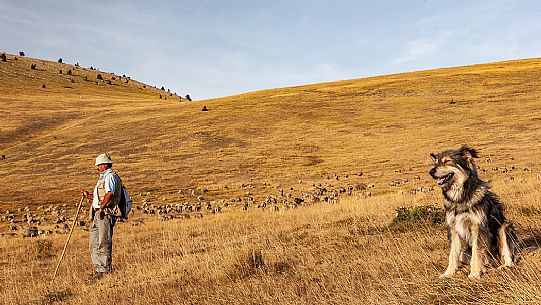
1, 53, 541, 304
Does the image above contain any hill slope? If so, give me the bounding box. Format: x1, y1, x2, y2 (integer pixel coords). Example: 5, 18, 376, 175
2, 54, 541, 304
2, 54, 541, 209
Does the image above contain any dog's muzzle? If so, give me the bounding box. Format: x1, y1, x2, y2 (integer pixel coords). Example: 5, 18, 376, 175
429, 168, 454, 186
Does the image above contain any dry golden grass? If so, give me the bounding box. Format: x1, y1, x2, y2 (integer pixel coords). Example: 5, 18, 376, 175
2, 53, 541, 304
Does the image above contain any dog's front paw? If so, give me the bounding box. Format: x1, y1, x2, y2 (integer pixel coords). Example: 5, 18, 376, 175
439, 270, 455, 278
497, 263, 513, 270
468, 272, 481, 280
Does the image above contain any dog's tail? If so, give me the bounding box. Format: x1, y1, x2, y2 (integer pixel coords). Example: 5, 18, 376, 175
498, 221, 520, 266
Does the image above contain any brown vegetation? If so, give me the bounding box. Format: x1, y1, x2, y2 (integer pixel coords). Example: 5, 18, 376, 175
1, 54, 541, 303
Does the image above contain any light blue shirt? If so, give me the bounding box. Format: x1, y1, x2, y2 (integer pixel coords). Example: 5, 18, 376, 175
92, 168, 120, 209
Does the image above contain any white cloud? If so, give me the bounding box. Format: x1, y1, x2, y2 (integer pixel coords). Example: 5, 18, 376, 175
391, 38, 443, 65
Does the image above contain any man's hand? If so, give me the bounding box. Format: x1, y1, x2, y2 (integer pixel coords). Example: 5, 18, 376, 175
81, 190, 91, 199
98, 209, 104, 220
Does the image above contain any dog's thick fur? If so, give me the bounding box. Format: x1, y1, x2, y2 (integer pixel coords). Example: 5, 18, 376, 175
429, 146, 518, 279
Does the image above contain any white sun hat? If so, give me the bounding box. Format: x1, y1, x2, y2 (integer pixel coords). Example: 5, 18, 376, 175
95, 153, 113, 166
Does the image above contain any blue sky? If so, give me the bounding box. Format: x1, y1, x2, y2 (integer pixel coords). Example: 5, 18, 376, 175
1, 0, 541, 100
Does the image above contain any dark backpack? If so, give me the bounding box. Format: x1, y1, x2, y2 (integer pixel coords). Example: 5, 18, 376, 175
118, 179, 132, 219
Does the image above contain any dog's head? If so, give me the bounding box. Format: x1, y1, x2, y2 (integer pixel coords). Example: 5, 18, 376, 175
429, 146, 479, 190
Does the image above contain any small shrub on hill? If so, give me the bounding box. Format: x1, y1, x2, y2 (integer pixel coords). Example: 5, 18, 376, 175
96, 74, 103, 80
185, 94, 192, 101
517, 206, 541, 216
67, 69, 72, 75
1, 53, 6, 62
31, 64, 36, 70
391, 205, 444, 226
58, 58, 62, 63
19, 51, 25, 56
227, 247, 265, 280
43, 289, 73, 304
33, 240, 54, 260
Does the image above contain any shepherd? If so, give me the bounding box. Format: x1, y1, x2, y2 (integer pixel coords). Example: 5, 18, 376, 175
81, 153, 123, 279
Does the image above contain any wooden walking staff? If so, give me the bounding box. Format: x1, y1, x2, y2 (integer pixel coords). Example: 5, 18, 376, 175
51, 196, 85, 284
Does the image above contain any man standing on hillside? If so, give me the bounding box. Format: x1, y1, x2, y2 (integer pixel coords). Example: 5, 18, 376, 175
81, 153, 123, 279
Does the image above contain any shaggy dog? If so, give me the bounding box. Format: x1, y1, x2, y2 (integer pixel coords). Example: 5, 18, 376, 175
429, 146, 517, 279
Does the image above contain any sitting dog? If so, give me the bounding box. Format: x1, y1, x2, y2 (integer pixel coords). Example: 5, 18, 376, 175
429, 146, 517, 279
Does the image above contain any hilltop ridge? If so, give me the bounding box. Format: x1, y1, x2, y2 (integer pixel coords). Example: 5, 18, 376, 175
0, 52, 186, 99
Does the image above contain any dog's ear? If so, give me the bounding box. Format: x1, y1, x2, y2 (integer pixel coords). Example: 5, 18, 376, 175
430, 153, 438, 163
460, 146, 479, 169
460, 146, 479, 158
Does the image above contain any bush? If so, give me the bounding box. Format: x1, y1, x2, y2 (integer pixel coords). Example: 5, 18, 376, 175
34, 240, 54, 259
67, 69, 72, 75
227, 248, 265, 280
31, 64, 36, 70
391, 205, 444, 225
96, 74, 103, 80
1, 53, 6, 62
58, 58, 63, 63
19, 51, 25, 56
185, 94, 192, 101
